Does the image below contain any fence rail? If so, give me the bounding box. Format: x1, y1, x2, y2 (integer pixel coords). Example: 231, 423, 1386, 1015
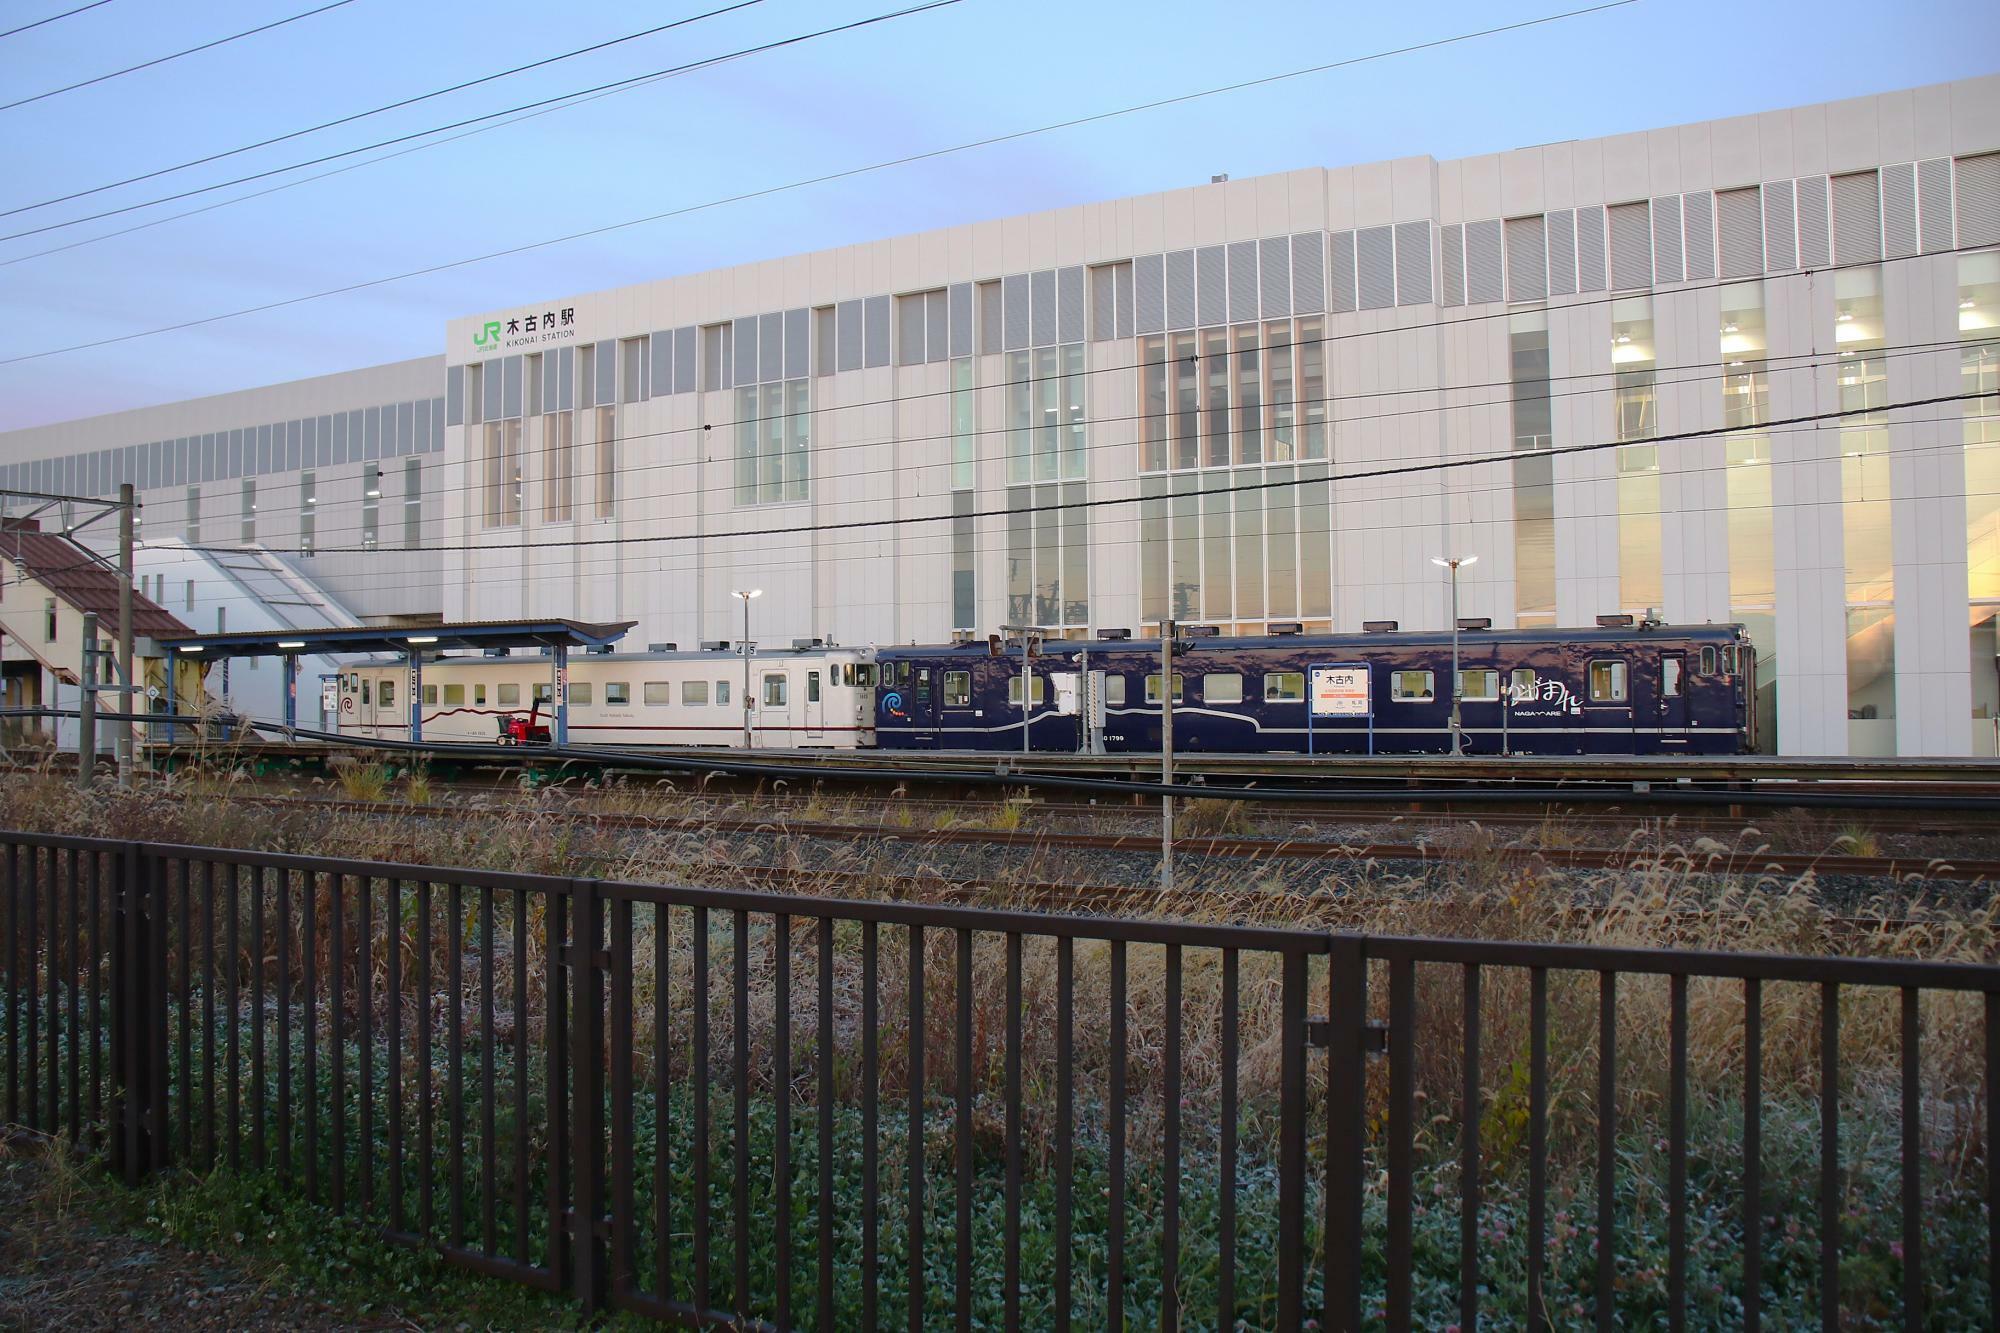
3, 828, 1998, 1329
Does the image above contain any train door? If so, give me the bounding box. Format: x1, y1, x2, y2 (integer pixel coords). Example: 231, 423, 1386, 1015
1652, 652, 1688, 752
1582, 655, 1635, 753
803, 668, 825, 742
759, 669, 791, 747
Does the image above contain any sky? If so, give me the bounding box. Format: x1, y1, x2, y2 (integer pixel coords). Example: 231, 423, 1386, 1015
0, 0, 1988, 431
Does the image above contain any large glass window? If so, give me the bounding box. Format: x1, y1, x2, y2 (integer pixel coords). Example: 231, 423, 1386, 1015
1510, 312, 1555, 626
361, 464, 382, 551
951, 359, 976, 630
185, 485, 200, 545
1613, 297, 1661, 613
594, 406, 616, 518
1961, 253, 2000, 611
240, 478, 256, 544
542, 411, 574, 522
482, 422, 522, 527
403, 459, 421, 549
298, 472, 315, 555
734, 381, 809, 505
1722, 282, 1775, 611
1005, 344, 1086, 485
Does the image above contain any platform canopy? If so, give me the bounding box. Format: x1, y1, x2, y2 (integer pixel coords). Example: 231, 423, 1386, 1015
154, 617, 636, 661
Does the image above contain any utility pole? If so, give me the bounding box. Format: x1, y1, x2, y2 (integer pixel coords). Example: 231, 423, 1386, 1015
1161, 618, 1176, 893
78, 611, 97, 791
1431, 554, 1478, 756
732, 588, 761, 750
117, 483, 134, 787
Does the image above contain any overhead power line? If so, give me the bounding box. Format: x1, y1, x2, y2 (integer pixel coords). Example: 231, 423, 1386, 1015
169, 390, 1997, 558
0, 0, 114, 41
0, 0, 1636, 364
0, 0, 358, 114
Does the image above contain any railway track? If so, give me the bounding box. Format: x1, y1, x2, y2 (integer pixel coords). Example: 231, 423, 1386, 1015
227, 793, 2000, 884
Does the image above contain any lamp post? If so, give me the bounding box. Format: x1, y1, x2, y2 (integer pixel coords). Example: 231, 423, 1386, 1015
1431, 555, 1478, 755
732, 589, 761, 750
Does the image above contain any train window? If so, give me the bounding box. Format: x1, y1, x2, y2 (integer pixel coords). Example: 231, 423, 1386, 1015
1390, 671, 1435, 703
1104, 675, 1126, 706
1143, 672, 1185, 704
569, 683, 592, 706
808, 672, 821, 703
474, 684, 487, 706
1204, 673, 1244, 704
855, 664, 877, 688
1700, 645, 1717, 675
1458, 669, 1499, 702
1264, 672, 1305, 702
944, 671, 971, 706
1587, 660, 1627, 703
1007, 675, 1048, 705
763, 673, 788, 707
683, 680, 709, 706
444, 684, 466, 707
423, 685, 438, 706
604, 682, 630, 706
534, 683, 554, 704
644, 682, 673, 706
1721, 645, 1738, 675
716, 680, 730, 706
1509, 668, 1537, 702
497, 683, 521, 706
380, 679, 396, 708
1662, 656, 1684, 699
361, 680, 371, 705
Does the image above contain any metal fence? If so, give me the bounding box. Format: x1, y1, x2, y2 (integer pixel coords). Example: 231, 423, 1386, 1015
2, 828, 1997, 1329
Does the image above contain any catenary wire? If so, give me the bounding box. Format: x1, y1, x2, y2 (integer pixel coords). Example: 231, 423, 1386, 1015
0, 0, 113, 41
0, 0, 765, 212
0, 0, 1639, 363
0, 0, 357, 114
20, 407, 1985, 601
161, 390, 1995, 557
75, 325, 1994, 537
0, 0, 953, 240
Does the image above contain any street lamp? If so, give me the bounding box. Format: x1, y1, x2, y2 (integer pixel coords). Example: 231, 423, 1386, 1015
1431, 555, 1479, 755
731, 589, 762, 749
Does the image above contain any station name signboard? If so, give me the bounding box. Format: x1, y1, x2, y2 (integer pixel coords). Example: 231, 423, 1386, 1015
1310, 665, 1371, 717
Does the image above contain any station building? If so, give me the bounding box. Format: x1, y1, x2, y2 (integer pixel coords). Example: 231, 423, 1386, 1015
1, 75, 1997, 755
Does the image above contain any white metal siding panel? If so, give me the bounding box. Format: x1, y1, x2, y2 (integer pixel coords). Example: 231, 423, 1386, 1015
1681, 190, 1714, 281
1166, 249, 1197, 330
1464, 219, 1503, 305
1259, 236, 1291, 318
1505, 215, 1547, 302
1831, 170, 1882, 264
1196, 245, 1227, 327
1717, 186, 1763, 277
1651, 195, 1683, 283
1328, 230, 1358, 314
1881, 162, 1917, 258
1228, 240, 1259, 324
1290, 232, 1324, 314
1796, 175, 1829, 269
1547, 209, 1576, 296
1134, 254, 1165, 335
1394, 220, 1432, 305
1356, 225, 1395, 310
1956, 153, 2000, 247
1762, 180, 1797, 272
1576, 205, 1606, 291
1057, 266, 1085, 345
1609, 201, 1652, 290
1918, 158, 1953, 252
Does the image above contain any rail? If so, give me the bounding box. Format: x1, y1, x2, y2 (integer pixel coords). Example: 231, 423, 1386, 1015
3, 830, 1998, 1327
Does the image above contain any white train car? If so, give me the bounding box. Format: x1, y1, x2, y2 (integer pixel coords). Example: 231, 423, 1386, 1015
336, 643, 877, 749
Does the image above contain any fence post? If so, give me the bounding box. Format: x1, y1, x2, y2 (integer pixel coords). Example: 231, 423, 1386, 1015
568, 878, 609, 1315
1277, 948, 1307, 1330
1325, 934, 1368, 1333
111, 842, 167, 1182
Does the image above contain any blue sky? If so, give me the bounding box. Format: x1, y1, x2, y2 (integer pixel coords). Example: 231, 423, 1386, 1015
0, 0, 1987, 430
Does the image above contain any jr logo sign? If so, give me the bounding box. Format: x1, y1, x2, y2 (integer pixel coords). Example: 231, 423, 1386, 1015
473, 320, 503, 349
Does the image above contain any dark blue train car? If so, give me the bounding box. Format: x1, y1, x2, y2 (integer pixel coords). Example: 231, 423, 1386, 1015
874, 623, 1756, 756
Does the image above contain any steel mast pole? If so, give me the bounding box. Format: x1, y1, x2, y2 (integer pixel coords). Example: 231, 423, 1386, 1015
1449, 564, 1462, 755
1161, 618, 1175, 893
117, 483, 134, 786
